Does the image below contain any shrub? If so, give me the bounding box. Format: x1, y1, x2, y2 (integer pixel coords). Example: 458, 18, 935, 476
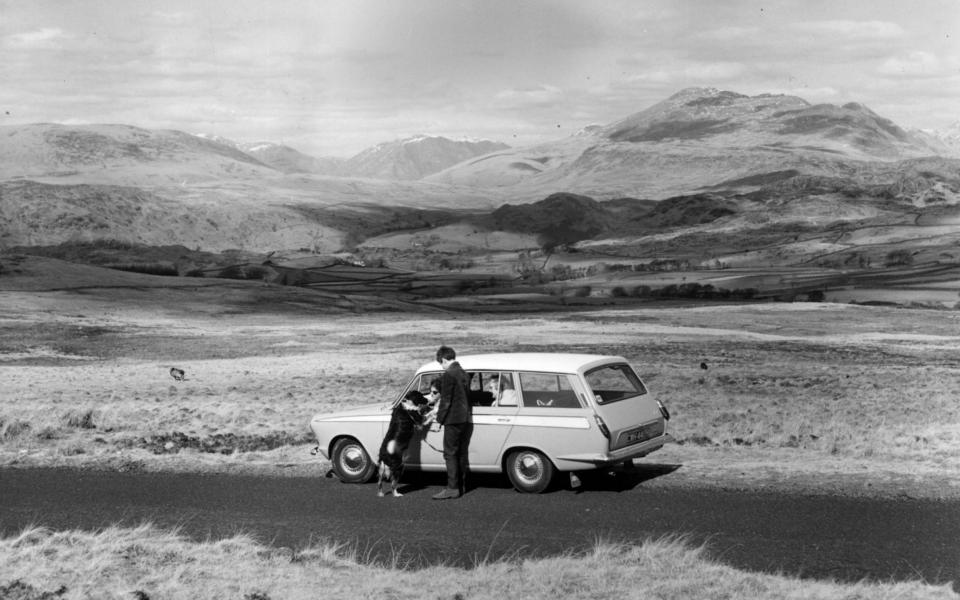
656, 284, 679, 298
1, 419, 31, 439
63, 408, 97, 430
677, 283, 703, 298
571, 285, 592, 297
610, 286, 629, 298
884, 249, 914, 267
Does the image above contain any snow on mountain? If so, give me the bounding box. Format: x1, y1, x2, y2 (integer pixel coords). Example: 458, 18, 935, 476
911, 122, 960, 158
341, 135, 510, 180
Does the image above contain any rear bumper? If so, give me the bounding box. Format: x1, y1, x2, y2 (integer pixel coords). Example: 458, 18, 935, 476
554, 433, 672, 470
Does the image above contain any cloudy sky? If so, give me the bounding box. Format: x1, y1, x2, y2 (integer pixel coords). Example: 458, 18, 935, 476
1, 0, 957, 157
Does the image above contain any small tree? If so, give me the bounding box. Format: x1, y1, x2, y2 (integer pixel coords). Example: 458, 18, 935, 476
884, 249, 914, 267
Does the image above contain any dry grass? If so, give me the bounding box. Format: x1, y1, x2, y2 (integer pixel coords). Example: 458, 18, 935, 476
2, 295, 960, 495
3, 292, 960, 598
1, 525, 956, 600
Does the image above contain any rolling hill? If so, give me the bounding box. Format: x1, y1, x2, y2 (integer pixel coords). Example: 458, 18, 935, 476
2, 87, 959, 292
426, 87, 950, 199
339, 135, 510, 180
239, 142, 345, 175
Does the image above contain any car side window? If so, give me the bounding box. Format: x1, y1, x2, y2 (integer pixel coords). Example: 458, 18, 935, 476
517, 372, 583, 408
472, 371, 518, 407
465, 371, 495, 406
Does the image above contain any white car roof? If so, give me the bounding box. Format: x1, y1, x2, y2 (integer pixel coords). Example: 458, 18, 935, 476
415, 352, 628, 375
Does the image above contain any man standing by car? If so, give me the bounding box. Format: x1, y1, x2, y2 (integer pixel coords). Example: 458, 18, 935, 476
433, 345, 471, 499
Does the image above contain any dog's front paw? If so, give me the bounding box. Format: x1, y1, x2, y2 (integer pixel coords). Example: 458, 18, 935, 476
392, 490, 404, 497
377, 491, 385, 497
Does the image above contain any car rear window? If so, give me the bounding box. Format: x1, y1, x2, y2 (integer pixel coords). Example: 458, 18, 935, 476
585, 363, 647, 404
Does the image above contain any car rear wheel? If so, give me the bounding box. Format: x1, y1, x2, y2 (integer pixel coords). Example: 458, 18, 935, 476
330, 437, 377, 483
505, 449, 555, 493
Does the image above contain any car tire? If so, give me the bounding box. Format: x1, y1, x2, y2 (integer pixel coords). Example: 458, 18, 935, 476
505, 449, 555, 493
330, 437, 377, 483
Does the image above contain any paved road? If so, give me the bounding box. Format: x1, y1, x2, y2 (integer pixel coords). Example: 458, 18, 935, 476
1, 467, 958, 589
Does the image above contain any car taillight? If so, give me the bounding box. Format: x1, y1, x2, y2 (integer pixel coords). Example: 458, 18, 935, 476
657, 400, 671, 421
594, 414, 610, 439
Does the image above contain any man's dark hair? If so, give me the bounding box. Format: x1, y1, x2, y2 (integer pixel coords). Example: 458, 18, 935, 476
436, 345, 456, 362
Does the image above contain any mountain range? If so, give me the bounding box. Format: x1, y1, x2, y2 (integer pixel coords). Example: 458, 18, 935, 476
427, 88, 956, 198
195, 133, 509, 179
1, 87, 959, 268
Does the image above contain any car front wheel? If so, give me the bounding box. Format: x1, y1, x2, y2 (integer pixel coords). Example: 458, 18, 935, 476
330, 437, 377, 483
505, 449, 555, 493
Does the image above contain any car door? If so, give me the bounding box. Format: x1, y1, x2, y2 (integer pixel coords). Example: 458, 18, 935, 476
401, 372, 444, 468
583, 361, 666, 452
409, 370, 519, 470
467, 371, 520, 469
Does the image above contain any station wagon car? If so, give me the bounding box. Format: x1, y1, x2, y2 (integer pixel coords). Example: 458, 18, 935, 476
310, 353, 672, 493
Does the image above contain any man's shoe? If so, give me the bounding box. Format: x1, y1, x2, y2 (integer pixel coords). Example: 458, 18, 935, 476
432, 488, 461, 500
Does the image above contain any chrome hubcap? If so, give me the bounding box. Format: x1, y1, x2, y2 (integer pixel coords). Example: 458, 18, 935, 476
342, 446, 366, 474
516, 454, 543, 483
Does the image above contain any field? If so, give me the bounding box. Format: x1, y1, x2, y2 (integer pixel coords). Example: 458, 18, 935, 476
2, 260, 960, 598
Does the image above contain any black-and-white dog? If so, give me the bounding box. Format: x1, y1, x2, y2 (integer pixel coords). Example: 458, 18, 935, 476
377, 390, 433, 497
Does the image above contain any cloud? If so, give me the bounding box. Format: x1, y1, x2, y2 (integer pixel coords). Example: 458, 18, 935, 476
696, 25, 763, 42
151, 11, 194, 24
5, 27, 66, 48
877, 51, 948, 77
790, 20, 904, 40
619, 61, 748, 87
494, 85, 565, 108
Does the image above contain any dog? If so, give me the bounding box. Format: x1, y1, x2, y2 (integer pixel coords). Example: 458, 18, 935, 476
377, 390, 432, 497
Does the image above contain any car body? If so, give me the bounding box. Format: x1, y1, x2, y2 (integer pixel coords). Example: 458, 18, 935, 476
310, 353, 672, 493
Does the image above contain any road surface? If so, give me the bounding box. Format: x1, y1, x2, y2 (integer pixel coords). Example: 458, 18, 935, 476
1, 466, 957, 589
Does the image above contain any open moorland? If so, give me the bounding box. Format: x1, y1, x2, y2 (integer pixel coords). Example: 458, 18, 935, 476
3, 258, 960, 599
2, 257, 959, 498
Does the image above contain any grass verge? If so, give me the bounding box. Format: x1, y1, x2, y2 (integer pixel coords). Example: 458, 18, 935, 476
2, 525, 957, 600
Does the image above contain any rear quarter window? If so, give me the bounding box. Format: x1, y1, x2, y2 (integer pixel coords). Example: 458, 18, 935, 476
518, 372, 583, 408
585, 363, 647, 404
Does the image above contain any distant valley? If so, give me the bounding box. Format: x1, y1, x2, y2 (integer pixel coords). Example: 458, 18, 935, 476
1, 87, 959, 308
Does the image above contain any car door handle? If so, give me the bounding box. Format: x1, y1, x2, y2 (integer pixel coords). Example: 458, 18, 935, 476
497, 417, 511, 423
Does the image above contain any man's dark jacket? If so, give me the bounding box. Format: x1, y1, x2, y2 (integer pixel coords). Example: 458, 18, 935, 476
437, 361, 471, 425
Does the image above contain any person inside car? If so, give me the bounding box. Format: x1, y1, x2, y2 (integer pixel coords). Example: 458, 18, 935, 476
487, 373, 518, 407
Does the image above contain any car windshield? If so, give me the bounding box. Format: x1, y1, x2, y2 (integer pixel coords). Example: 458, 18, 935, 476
584, 363, 647, 404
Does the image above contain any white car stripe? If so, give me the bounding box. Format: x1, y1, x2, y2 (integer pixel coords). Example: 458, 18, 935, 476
314, 415, 388, 423
316, 414, 590, 429
472, 415, 590, 429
